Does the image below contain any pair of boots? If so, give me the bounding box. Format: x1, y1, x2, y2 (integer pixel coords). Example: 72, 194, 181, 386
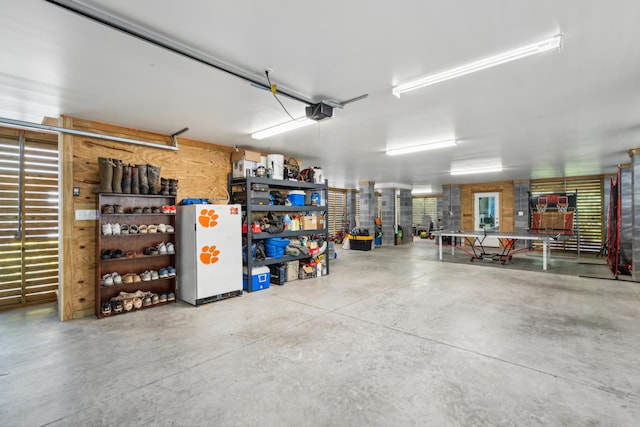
98, 157, 161, 194
136, 164, 161, 195
160, 178, 179, 196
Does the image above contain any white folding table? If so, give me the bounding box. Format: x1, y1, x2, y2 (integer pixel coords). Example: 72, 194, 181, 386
435, 230, 557, 271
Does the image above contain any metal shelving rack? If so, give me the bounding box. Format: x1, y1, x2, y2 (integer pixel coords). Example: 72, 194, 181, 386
228, 174, 330, 289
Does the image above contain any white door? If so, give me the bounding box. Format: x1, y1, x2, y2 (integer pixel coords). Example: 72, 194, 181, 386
474, 192, 500, 247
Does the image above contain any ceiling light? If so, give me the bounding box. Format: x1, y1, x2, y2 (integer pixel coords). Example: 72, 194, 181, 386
412, 186, 434, 195
386, 139, 457, 156
392, 34, 562, 97
251, 118, 314, 140
450, 166, 503, 176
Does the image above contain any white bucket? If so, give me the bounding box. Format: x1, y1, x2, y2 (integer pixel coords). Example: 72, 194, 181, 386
267, 154, 284, 180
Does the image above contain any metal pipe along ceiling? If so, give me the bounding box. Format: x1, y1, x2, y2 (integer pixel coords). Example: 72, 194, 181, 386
0, 117, 180, 151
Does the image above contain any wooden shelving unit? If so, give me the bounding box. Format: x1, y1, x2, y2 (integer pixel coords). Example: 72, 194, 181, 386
96, 193, 177, 318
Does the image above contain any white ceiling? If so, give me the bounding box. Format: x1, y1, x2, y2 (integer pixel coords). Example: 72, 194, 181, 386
2, 1, 640, 189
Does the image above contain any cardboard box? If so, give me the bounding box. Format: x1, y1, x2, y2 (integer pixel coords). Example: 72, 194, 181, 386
232, 149, 262, 178
286, 260, 299, 282
298, 264, 317, 280
302, 216, 317, 230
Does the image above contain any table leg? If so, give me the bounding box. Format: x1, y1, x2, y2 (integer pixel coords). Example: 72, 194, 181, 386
543, 241, 548, 270
439, 235, 443, 260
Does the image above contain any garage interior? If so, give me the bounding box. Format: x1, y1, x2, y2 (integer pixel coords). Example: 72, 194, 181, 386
1, 1, 640, 425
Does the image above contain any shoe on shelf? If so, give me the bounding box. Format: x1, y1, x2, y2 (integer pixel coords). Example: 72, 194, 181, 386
133, 274, 142, 283
111, 299, 122, 313
165, 225, 175, 233
102, 223, 113, 236
138, 224, 148, 234
167, 266, 176, 277
132, 207, 143, 214
161, 205, 171, 214
142, 207, 152, 214
129, 224, 139, 234
132, 297, 143, 310
111, 272, 122, 285
122, 273, 134, 284
150, 270, 159, 280
144, 246, 158, 256
114, 205, 124, 214
157, 242, 167, 255
120, 224, 129, 234
159, 293, 167, 303
167, 292, 175, 302
166, 242, 175, 254
148, 224, 158, 234
157, 223, 167, 233
102, 274, 114, 286
111, 300, 123, 313
102, 205, 114, 214
112, 249, 123, 259
169, 205, 176, 214
101, 301, 112, 315
101, 249, 112, 260
123, 299, 133, 312
151, 294, 159, 305
159, 268, 169, 278
141, 270, 151, 281
143, 296, 152, 307
112, 223, 121, 235
151, 206, 161, 214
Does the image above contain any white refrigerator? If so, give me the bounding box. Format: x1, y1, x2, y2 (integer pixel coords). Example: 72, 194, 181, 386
177, 204, 243, 305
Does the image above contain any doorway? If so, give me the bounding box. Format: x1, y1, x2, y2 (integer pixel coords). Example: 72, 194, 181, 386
474, 192, 500, 247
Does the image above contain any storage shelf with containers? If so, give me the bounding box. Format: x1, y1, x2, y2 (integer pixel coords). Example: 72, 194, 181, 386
228, 170, 330, 292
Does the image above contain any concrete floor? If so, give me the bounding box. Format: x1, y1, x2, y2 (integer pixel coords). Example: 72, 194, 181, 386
1, 240, 639, 426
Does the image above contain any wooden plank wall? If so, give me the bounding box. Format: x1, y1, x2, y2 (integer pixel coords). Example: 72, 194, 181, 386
64, 116, 233, 319
460, 181, 515, 233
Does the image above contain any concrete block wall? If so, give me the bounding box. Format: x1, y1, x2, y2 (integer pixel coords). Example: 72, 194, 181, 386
514, 181, 530, 232
438, 185, 461, 231
381, 188, 396, 246
399, 189, 412, 244
358, 181, 376, 237
346, 190, 357, 231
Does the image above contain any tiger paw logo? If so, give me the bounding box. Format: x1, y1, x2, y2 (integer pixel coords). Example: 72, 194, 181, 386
198, 209, 219, 228
199, 245, 220, 265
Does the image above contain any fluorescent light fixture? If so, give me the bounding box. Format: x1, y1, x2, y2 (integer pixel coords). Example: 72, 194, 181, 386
392, 34, 562, 97
450, 166, 503, 176
412, 186, 434, 195
251, 117, 314, 140
386, 139, 457, 156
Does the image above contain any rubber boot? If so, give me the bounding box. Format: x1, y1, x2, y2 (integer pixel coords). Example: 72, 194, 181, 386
137, 164, 149, 195
98, 157, 114, 193
131, 165, 140, 194
160, 177, 170, 196
122, 164, 132, 194
112, 159, 123, 193
169, 179, 179, 196
147, 164, 161, 195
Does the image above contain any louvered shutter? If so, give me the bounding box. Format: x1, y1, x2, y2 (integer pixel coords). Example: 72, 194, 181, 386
0, 129, 59, 309
530, 176, 603, 253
